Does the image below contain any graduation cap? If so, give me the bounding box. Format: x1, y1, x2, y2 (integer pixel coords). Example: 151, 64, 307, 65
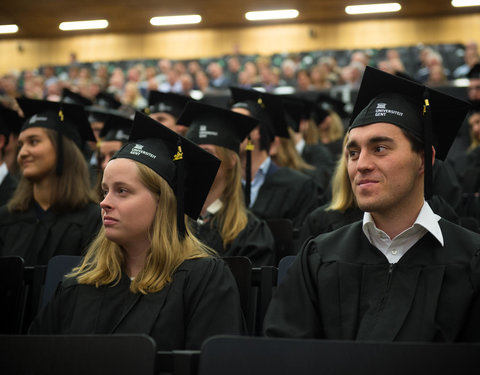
312, 94, 348, 124
229, 87, 287, 144
0, 104, 22, 142
281, 95, 313, 133
179, 101, 258, 154
61, 88, 93, 107
111, 111, 221, 237
467, 63, 480, 80
96, 92, 122, 110
17, 98, 96, 175
86, 106, 127, 125
349, 66, 470, 198
99, 112, 133, 142
144, 91, 191, 119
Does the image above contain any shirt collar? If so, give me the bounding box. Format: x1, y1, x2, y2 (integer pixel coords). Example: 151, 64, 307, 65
362, 200, 444, 246
0, 162, 7, 185
257, 156, 271, 176
295, 138, 306, 155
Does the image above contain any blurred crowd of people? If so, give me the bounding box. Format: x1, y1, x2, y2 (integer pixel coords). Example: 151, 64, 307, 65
1, 42, 478, 111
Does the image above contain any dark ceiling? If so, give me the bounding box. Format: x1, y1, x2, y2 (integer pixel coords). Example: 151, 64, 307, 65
0, 0, 478, 39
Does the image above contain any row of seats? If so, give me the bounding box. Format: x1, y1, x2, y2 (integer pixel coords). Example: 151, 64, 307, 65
2, 333, 479, 375
0, 253, 296, 336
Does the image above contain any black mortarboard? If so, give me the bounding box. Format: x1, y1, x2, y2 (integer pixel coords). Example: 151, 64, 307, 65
179, 101, 258, 154
86, 106, 128, 125
95, 92, 122, 110
281, 95, 313, 133
99, 112, 133, 142
349, 66, 470, 198
467, 63, 480, 80
17, 98, 96, 175
312, 94, 348, 124
61, 88, 93, 107
0, 104, 22, 140
229, 87, 287, 142
145, 91, 191, 119
111, 111, 220, 236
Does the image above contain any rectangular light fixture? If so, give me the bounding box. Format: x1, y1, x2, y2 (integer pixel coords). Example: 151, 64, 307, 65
150, 15, 202, 26
0, 24, 19, 34
245, 9, 299, 21
451, 0, 480, 6
59, 20, 109, 31
345, 3, 402, 14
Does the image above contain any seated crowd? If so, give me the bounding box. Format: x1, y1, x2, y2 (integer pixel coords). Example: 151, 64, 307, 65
1, 42, 480, 356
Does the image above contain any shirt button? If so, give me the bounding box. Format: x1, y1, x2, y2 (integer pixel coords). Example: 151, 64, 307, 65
391, 249, 398, 255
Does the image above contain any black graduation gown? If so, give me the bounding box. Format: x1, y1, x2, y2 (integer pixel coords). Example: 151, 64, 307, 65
29, 257, 245, 350
301, 144, 335, 190
0, 202, 101, 265
264, 220, 480, 342
0, 172, 17, 206
250, 162, 319, 230
298, 196, 462, 252
190, 211, 275, 267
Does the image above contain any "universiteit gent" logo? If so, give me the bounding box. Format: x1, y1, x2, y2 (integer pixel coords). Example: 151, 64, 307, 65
375, 102, 403, 117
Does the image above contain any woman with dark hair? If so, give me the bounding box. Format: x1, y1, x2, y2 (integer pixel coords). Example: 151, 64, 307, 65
29, 111, 244, 349
0, 99, 101, 265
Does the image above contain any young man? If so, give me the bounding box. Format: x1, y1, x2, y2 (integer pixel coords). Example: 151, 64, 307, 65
264, 66, 480, 342
230, 87, 319, 232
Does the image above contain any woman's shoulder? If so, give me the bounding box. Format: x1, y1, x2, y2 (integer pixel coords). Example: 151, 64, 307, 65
178, 256, 224, 273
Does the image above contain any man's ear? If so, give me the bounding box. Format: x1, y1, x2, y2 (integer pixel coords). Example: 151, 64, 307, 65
431, 146, 436, 166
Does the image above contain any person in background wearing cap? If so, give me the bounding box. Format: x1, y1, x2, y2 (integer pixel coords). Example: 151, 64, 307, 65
0, 104, 22, 206
311, 94, 347, 161
92, 112, 133, 201
29, 112, 244, 350
264, 67, 480, 342
230, 87, 319, 232
144, 90, 191, 136
281, 95, 335, 200
0, 99, 101, 266
180, 101, 275, 267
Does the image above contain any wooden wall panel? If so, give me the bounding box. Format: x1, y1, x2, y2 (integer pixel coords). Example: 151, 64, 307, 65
1, 14, 479, 74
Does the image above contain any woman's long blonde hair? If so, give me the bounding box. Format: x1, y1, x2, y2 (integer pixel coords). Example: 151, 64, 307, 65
327, 134, 356, 212
69, 161, 214, 294
211, 145, 248, 248
8, 128, 96, 213
317, 110, 345, 144
272, 128, 315, 171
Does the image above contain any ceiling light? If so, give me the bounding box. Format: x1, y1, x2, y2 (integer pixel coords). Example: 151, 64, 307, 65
245, 9, 299, 21
150, 15, 202, 26
59, 20, 109, 31
345, 3, 402, 14
451, 0, 480, 7
0, 24, 19, 34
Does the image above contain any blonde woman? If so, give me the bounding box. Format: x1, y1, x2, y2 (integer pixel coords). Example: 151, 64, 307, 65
30, 112, 244, 350
179, 101, 275, 267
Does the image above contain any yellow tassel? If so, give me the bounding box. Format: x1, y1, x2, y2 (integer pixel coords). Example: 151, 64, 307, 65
173, 145, 183, 161
245, 139, 254, 151
58, 109, 64, 122
423, 99, 430, 114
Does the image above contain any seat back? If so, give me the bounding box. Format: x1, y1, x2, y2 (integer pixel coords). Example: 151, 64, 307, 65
198, 335, 480, 375
222, 256, 254, 334
41, 255, 84, 308
251, 266, 277, 335
277, 255, 296, 285
1, 334, 157, 375
265, 219, 295, 265
0, 256, 25, 333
